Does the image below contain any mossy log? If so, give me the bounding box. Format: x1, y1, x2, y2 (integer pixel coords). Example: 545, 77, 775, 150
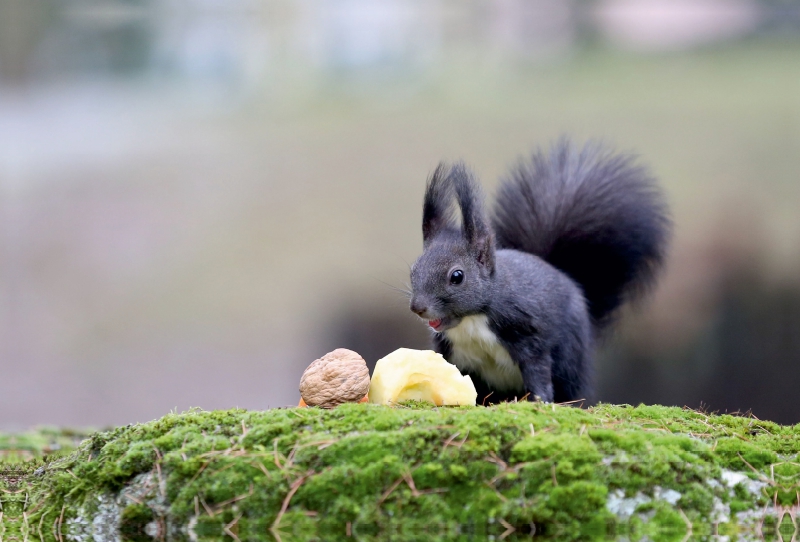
2, 403, 800, 541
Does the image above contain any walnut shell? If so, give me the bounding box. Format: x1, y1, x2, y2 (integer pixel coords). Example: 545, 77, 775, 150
299, 348, 370, 408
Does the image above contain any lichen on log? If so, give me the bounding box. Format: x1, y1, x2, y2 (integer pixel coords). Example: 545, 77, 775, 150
3, 403, 800, 541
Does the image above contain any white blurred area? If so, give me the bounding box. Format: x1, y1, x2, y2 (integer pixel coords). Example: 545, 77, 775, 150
2, 0, 799, 428
595, 0, 760, 51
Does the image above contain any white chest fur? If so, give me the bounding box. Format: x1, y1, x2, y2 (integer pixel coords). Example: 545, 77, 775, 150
444, 315, 524, 392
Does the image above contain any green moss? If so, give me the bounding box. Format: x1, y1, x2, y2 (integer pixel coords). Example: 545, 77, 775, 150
3, 402, 800, 541
120, 503, 155, 542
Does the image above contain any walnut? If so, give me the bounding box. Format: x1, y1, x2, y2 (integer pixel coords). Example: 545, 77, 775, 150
299, 348, 370, 408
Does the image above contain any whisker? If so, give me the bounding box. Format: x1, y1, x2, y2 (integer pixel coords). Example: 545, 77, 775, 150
372, 277, 413, 298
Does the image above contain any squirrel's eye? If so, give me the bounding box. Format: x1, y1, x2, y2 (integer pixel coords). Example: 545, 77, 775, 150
449, 269, 464, 285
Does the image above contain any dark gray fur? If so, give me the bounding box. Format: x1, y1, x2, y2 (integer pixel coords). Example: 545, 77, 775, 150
409, 138, 671, 403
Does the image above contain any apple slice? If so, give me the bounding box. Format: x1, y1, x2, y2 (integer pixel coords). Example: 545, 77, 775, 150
369, 348, 477, 406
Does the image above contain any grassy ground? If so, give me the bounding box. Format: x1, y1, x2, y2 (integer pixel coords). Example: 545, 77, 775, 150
2, 402, 799, 542
0, 427, 89, 462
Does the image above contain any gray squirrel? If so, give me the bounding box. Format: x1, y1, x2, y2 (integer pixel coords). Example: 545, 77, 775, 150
409, 138, 671, 404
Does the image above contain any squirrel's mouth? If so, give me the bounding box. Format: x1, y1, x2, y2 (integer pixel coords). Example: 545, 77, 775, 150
428, 319, 443, 331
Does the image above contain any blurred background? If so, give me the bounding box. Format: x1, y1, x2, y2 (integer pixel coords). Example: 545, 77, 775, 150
1, 0, 800, 429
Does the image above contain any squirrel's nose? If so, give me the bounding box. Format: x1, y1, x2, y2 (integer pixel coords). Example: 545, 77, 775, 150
410, 298, 428, 317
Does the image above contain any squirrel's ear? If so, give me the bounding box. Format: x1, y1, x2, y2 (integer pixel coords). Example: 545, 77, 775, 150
451, 164, 496, 273
422, 163, 453, 244
475, 233, 496, 273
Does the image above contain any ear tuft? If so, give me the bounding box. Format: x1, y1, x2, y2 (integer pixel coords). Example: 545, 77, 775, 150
422, 163, 454, 244
451, 163, 496, 272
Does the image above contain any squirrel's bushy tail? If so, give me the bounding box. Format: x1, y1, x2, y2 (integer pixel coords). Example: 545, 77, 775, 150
492, 138, 671, 327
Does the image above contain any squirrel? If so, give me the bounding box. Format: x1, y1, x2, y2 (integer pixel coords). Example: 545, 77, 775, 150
408, 138, 671, 404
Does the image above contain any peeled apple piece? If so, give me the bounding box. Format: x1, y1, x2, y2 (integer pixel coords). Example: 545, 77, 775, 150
369, 348, 477, 406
